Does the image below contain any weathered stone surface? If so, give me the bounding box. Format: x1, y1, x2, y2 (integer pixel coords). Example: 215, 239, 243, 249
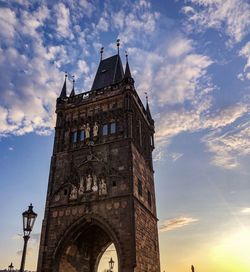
37, 55, 160, 272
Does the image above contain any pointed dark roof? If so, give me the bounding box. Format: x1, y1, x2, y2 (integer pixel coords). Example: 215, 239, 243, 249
59, 77, 67, 98
146, 102, 153, 123
124, 60, 132, 78
70, 87, 75, 97
70, 79, 75, 97
91, 54, 124, 90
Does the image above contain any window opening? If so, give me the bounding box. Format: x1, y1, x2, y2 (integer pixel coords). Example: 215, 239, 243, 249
110, 122, 116, 134
102, 124, 108, 136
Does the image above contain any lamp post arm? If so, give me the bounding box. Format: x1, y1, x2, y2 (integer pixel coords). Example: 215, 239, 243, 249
20, 235, 30, 272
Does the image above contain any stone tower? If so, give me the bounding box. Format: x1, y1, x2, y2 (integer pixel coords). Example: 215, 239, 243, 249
37, 49, 160, 272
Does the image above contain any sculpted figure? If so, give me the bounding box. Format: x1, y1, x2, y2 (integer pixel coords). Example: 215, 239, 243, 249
85, 123, 90, 139
92, 175, 98, 192
78, 176, 85, 195
69, 185, 78, 200
86, 174, 92, 191
93, 122, 98, 137
99, 178, 107, 196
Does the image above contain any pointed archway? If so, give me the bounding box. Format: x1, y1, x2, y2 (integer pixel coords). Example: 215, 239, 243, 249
54, 215, 121, 272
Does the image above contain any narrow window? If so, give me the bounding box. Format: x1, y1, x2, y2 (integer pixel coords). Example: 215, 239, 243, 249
102, 124, 108, 136
148, 190, 152, 207
110, 122, 116, 134
138, 179, 142, 196
79, 130, 85, 141
112, 180, 117, 187
71, 131, 77, 143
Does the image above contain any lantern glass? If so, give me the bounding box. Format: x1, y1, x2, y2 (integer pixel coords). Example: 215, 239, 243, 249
22, 204, 37, 236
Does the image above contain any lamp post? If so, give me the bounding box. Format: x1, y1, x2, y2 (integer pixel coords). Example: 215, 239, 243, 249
20, 204, 37, 272
108, 257, 114, 272
8, 262, 14, 271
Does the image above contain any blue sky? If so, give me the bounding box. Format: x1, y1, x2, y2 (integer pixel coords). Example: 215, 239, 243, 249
0, 0, 250, 271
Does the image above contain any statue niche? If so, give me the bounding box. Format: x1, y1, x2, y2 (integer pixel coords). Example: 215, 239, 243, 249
68, 169, 108, 201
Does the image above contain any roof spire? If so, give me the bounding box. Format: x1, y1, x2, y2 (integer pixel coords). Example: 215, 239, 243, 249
116, 39, 120, 55
70, 75, 75, 97
124, 50, 132, 79
59, 72, 67, 98
100, 46, 104, 61
145, 91, 153, 122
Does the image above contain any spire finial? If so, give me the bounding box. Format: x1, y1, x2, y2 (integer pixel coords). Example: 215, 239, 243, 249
116, 39, 120, 55
125, 50, 128, 62
145, 92, 148, 104
100, 47, 104, 60
65, 71, 68, 79
70, 75, 75, 97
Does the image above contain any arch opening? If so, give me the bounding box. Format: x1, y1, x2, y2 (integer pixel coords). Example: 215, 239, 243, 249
56, 219, 120, 272
97, 243, 118, 272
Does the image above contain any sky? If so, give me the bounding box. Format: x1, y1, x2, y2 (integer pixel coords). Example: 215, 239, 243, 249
0, 0, 250, 271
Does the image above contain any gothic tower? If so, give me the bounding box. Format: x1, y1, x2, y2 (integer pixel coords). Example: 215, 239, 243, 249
37, 48, 160, 272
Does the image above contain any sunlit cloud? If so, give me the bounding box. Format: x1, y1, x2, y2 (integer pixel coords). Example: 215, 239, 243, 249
241, 208, 250, 214
159, 217, 199, 232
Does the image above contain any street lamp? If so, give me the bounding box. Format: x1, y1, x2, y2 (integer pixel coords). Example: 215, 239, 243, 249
20, 204, 37, 272
8, 262, 14, 271
109, 257, 114, 272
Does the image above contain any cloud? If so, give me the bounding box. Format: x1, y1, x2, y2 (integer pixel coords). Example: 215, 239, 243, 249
170, 152, 183, 162
241, 208, 250, 214
182, 0, 250, 45
8, 146, 14, 151
239, 41, 250, 80
96, 16, 109, 32
77, 59, 90, 74
110, 0, 160, 44
159, 217, 199, 232
55, 3, 73, 39
0, 7, 17, 45
128, 36, 213, 106
202, 117, 250, 169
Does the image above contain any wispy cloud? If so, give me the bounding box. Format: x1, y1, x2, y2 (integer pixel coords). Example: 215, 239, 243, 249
159, 217, 199, 232
182, 0, 250, 45
170, 152, 183, 162
202, 114, 250, 169
238, 41, 250, 80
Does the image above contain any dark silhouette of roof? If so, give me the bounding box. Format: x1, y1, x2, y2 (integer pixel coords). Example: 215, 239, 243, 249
124, 60, 132, 78
146, 102, 153, 122
91, 54, 124, 90
70, 78, 75, 97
